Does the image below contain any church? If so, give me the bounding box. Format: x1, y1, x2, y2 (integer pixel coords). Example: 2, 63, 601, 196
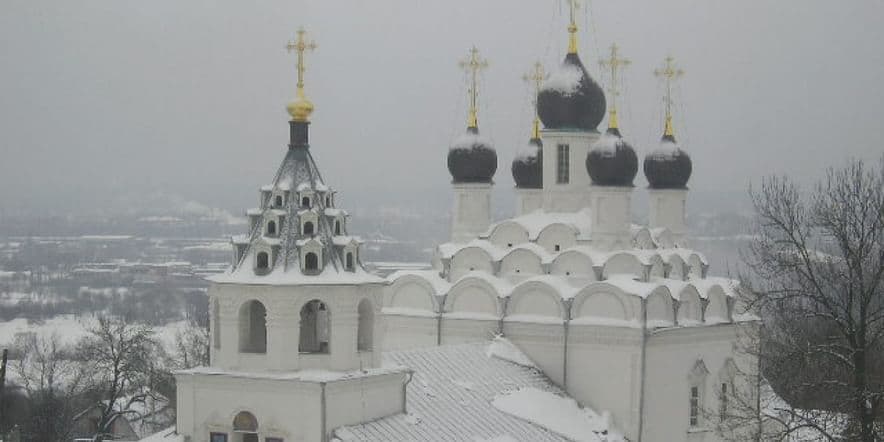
164, 4, 758, 442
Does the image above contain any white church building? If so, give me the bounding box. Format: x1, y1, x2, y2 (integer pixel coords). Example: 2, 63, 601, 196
165, 9, 759, 442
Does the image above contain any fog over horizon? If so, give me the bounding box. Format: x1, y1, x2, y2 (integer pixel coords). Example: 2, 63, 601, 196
2, 0, 882, 217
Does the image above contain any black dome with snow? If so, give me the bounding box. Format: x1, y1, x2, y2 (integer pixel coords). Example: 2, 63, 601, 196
448, 127, 497, 183
586, 127, 638, 186
512, 137, 543, 188
537, 53, 606, 131
644, 134, 692, 189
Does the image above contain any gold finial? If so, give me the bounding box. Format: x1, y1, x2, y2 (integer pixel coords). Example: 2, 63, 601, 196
522, 61, 548, 139
285, 27, 318, 122
566, 0, 580, 54
599, 43, 630, 130
654, 55, 684, 137
458, 46, 489, 130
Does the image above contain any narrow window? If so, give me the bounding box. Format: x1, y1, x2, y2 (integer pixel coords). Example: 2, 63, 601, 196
554, 244, 561, 252
301, 196, 310, 207
303, 221, 314, 235
346, 252, 354, 270
266, 220, 276, 236
334, 220, 341, 235
690, 386, 700, 426
256, 252, 269, 270
720, 383, 728, 422
556, 144, 570, 184
274, 195, 283, 207
305, 252, 319, 271
325, 196, 331, 206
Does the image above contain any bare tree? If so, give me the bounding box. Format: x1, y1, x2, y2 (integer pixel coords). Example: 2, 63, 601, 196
169, 319, 210, 371
738, 156, 884, 441
12, 332, 86, 442
78, 316, 165, 442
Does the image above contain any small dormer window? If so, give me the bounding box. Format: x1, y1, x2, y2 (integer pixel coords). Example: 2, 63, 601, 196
507, 243, 513, 248
303, 221, 315, 235
334, 220, 341, 235
554, 244, 561, 252
256, 251, 269, 271
346, 252, 354, 270
274, 195, 283, 208
305, 252, 319, 272
301, 196, 310, 207
325, 196, 331, 206
266, 220, 276, 236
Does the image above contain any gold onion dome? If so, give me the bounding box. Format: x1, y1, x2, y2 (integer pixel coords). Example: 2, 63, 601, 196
287, 90, 314, 122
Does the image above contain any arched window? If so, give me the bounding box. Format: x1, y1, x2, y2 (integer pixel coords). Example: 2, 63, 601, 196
238, 300, 267, 354
301, 196, 310, 207
346, 252, 354, 270
357, 298, 373, 351
266, 220, 276, 236
303, 221, 314, 235
305, 252, 319, 271
233, 411, 258, 433
212, 299, 220, 349
274, 195, 283, 208
334, 220, 341, 235
325, 196, 331, 206
299, 300, 330, 353
256, 252, 269, 271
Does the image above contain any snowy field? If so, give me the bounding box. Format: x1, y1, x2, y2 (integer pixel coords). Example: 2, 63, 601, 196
0, 314, 192, 350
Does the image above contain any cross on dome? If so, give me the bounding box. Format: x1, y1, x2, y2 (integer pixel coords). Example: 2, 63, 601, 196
522, 61, 548, 138
565, 0, 581, 54
458, 46, 489, 130
286, 27, 318, 122
599, 43, 631, 130
654, 55, 684, 137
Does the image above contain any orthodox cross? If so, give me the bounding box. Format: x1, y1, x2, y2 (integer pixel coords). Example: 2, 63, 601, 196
458, 46, 489, 129
286, 27, 317, 93
565, 0, 581, 54
599, 43, 630, 129
654, 55, 684, 136
522, 61, 548, 138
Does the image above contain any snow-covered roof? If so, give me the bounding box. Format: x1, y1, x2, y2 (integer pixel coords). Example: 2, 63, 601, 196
334, 340, 621, 441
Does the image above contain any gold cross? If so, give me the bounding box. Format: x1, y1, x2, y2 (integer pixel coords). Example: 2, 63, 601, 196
458, 46, 489, 129
565, 0, 581, 54
286, 27, 317, 91
522, 61, 548, 138
654, 55, 684, 136
599, 43, 631, 129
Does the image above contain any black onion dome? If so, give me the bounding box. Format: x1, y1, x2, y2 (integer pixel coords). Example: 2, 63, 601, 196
586, 127, 638, 186
537, 53, 606, 131
512, 137, 543, 188
644, 134, 692, 189
448, 127, 498, 183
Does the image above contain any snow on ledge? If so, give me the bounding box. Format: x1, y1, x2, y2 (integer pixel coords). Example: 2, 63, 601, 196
486, 336, 536, 368
139, 427, 183, 442
491, 387, 625, 442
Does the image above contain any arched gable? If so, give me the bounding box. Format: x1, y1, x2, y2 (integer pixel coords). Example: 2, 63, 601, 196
489, 221, 529, 248
704, 284, 730, 323
688, 253, 706, 279
449, 246, 494, 281
666, 254, 687, 280
550, 250, 597, 279
499, 248, 544, 276
633, 228, 655, 249
536, 223, 577, 253
386, 275, 438, 313
602, 252, 645, 279
444, 277, 501, 317
652, 228, 675, 248
506, 281, 566, 319
677, 285, 703, 325
648, 254, 666, 279
571, 283, 636, 322
645, 287, 675, 327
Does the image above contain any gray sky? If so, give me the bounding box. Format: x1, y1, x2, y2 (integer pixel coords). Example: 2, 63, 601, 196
2, 0, 882, 214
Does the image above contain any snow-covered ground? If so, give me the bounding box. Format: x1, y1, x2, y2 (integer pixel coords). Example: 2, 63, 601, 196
0, 315, 193, 350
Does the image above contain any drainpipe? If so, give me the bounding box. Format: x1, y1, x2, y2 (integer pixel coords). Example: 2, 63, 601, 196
436, 295, 447, 346
562, 299, 572, 391
637, 299, 648, 442
320, 381, 328, 442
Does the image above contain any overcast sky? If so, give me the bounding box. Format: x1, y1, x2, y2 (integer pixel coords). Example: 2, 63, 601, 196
1, 0, 882, 214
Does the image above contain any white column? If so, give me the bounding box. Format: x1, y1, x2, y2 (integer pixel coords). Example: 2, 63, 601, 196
266, 304, 300, 371
541, 129, 599, 212
451, 182, 492, 243
648, 188, 688, 245
590, 185, 634, 250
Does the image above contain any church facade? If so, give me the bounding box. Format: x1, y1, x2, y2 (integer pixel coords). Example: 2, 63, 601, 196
171, 7, 758, 442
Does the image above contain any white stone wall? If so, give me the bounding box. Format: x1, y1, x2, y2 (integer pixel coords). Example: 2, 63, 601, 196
451, 183, 492, 243
589, 186, 634, 250
649, 188, 689, 245
541, 130, 599, 212
515, 188, 543, 216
